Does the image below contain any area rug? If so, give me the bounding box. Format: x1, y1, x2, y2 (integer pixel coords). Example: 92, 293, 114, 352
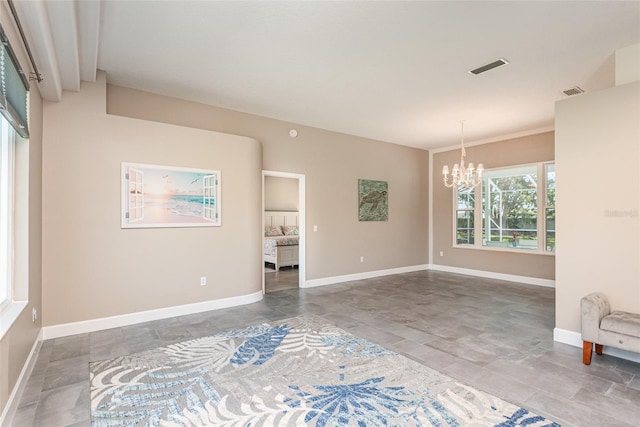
90, 316, 560, 426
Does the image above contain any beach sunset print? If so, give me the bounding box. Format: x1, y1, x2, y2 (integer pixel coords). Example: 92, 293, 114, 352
121, 163, 221, 228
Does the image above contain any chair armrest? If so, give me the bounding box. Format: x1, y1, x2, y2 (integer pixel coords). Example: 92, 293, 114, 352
581, 292, 611, 342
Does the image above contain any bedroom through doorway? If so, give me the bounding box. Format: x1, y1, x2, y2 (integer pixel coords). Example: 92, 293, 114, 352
262, 171, 305, 293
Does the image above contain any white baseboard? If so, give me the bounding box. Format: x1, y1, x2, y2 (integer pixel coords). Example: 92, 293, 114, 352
428, 264, 555, 288
3, 292, 264, 425
553, 327, 583, 347
3, 265, 562, 426
554, 327, 640, 363
42, 291, 263, 340
302, 264, 430, 289
0, 328, 43, 427
302, 263, 553, 289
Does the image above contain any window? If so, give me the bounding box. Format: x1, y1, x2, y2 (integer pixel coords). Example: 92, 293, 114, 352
483, 165, 538, 249
456, 185, 475, 244
0, 24, 30, 339
545, 164, 555, 252
0, 117, 15, 310
453, 162, 555, 253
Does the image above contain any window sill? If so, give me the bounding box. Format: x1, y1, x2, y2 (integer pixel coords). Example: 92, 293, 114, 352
0, 301, 28, 340
453, 244, 556, 256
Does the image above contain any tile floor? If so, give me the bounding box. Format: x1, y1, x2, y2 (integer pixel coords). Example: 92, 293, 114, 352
7, 270, 640, 426
265, 266, 299, 293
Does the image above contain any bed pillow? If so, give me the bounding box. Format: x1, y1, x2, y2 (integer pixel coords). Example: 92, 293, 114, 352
265, 226, 284, 236
281, 225, 299, 236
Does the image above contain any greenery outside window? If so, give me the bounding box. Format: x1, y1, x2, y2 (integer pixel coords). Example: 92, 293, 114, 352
545, 164, 555, 252
483, 165, 538, 249
453, 162, 555, 254
456, 185, 475, 244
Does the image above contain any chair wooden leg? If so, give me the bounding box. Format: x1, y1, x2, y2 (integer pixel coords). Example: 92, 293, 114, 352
583, 341, 593, 365
595, 343, 603, 355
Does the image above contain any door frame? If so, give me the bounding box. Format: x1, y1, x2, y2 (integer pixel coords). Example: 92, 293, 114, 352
262, 170, 306, 294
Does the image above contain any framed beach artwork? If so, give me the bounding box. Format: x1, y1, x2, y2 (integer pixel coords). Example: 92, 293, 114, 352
358, 179, 388, 221
121, 162, 221, 228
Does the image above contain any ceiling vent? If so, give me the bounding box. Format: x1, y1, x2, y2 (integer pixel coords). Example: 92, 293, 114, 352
468, 58, 509, 75
562, 86, 585, 96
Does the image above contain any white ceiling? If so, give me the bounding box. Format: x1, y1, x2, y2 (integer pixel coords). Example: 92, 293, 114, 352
14, 0, 640, 150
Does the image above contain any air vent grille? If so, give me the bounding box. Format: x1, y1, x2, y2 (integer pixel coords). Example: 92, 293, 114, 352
468, 58, 509, 75
562, 86, 585, 96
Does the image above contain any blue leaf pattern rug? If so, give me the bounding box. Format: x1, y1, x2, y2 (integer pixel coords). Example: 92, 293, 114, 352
90, 316, 561, 426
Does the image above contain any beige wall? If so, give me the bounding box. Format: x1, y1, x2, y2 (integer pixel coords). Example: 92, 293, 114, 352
555, 81, 640, 332
615, 43, 640, 86
107, 85, 430, 279
265, 176, 298, 211
0, 5, 44, 418
41, 72, 263, 326
432, 132, 555, 280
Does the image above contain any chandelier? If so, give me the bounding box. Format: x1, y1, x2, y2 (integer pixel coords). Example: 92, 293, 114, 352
442, 121, 484, 188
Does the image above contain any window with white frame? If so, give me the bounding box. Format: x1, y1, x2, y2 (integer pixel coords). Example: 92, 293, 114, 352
0, 23, 30, 339
0, 117, 15, 310
454, 162, 555, 253
456, 185, 475, 245
545, 164, 556, 252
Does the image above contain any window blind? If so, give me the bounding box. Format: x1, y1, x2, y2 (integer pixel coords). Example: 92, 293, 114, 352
0, 25, 29, 138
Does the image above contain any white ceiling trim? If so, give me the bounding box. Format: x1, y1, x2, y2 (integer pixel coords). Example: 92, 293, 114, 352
12, 0, 63, 101
76, 0, 100, 83
12, 0, 100, 101
44, 0, 80, 92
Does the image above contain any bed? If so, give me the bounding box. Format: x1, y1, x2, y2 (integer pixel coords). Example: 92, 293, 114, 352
264, 211, 299, 271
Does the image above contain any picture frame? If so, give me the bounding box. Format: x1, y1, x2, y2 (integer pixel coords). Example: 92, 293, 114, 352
121, 162, 221, 228
358, 179, 388, 221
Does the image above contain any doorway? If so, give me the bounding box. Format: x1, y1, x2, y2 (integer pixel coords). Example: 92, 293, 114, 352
262, 170, 305, 294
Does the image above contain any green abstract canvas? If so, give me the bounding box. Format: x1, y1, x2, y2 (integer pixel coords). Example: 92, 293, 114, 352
358, 179, 388, 221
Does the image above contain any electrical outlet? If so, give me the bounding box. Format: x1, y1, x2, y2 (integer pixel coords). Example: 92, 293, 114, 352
32, 307, 37, 322
313, 225, 318, 232
439, 251, 444, 257
360, 256, 364, 263
200, 276, 207, 286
